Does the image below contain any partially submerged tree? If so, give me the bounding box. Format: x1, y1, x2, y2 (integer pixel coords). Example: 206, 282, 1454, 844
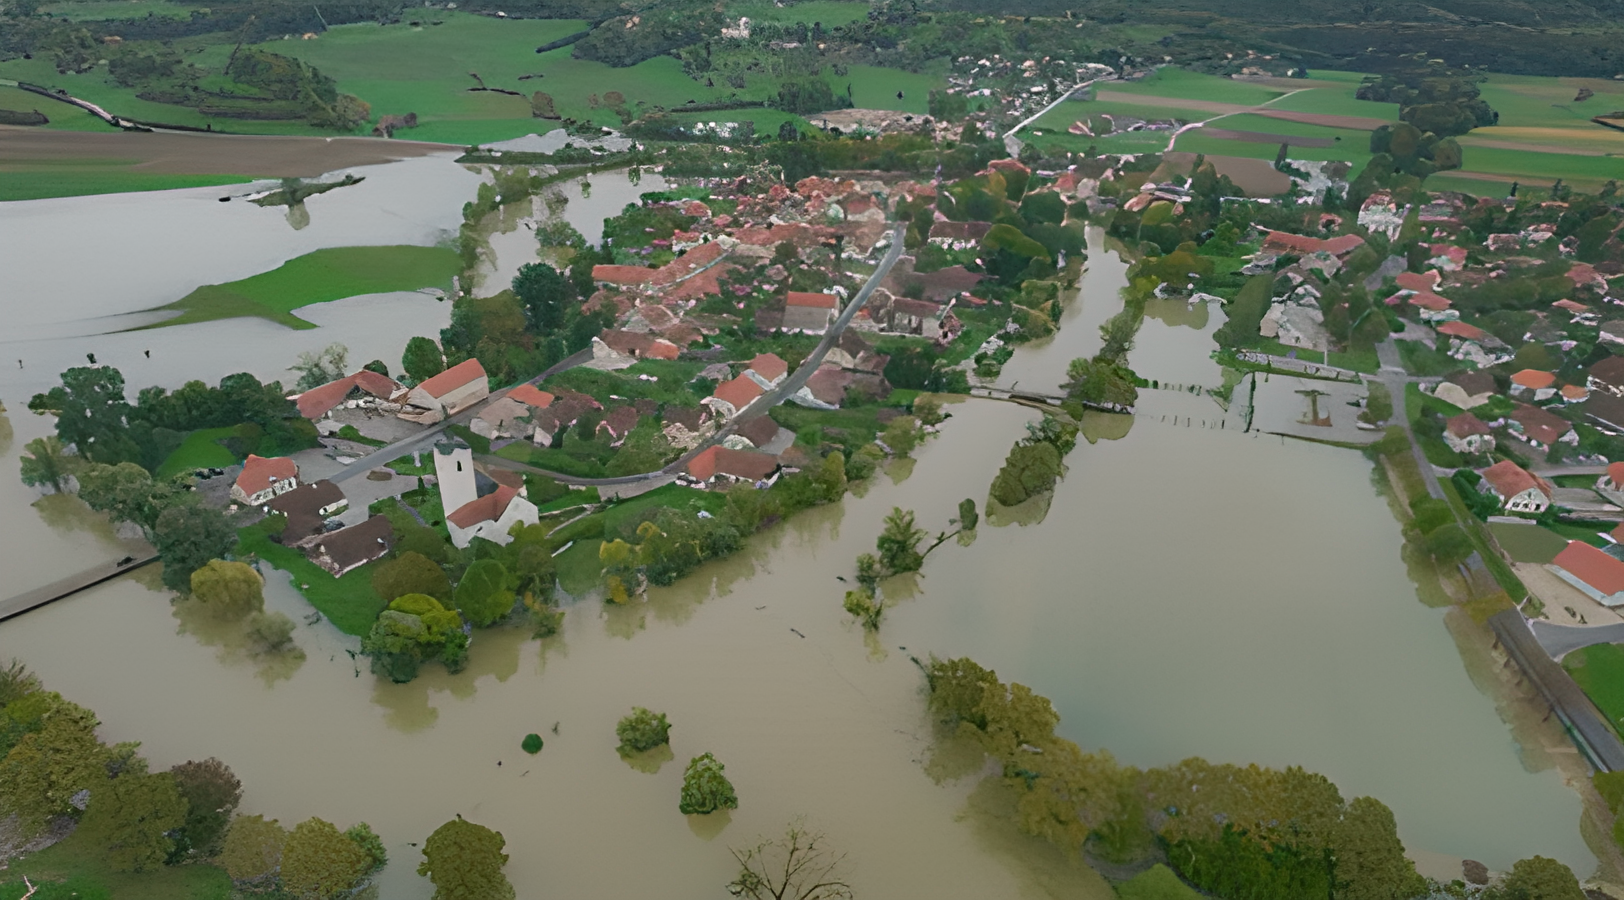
282, 816, 375, 900
219, 814, 288, 885
190, 559, 264, 618
419, 816, 515, 900
168, 757, 242, 860
616, 707, 672, 755
291, 343, 350, 392
876, 507, 925, 574
679, 752, 738, 815
728, 820, 852, 900
156, 504, 239, 593
18, 436, 77, 493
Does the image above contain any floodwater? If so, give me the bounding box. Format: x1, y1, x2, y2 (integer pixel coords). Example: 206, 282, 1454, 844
476, 169, 670, 293
0, 160, 1598, 896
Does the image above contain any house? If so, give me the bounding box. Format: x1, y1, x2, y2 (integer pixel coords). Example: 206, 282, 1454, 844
1603, 321, 1624, 347
596, 406, 641, 446
1443, 413, 1495, 455
661, 406, 714, 450
305, 514, 393, 577
232, 455, 298, 506
928, 221, 991, 248
1548, 540, 1624, 606
592, 330, 680, 364
506, 383, 556, 410
1436, 321, 1512, 368
1508, 403, 1578, 449
823, 330, 888, 373
781, 292, 840, 333
1588, 357, 1624, 398
1433, 371, 1497, 409
1509, 369, 1558, 401
1597, 462, 1624, 493
592, 264, 657, 288
685, 446, 780, 486
294, 370, 407, 421
446, 485, 539, 549
1590, 392, 1624, 433
744, 352, 789, 388
399, 359, 489, 424
267, 479, 348, 543
728, 415, 783, 451
1260, 231, 1365, 258
1478, 460, 1554, 513
705, 374, 765, 419
1561, 384, 1590, 404
471, 397, 532, 440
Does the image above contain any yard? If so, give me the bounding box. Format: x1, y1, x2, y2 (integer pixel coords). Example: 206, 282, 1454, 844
0, 830, 232, 900
1566, 643, 1624, 734
236, 519, 389, 636
155, 427, 239, 479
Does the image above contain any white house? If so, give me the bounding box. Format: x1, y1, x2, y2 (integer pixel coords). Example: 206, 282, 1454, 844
231, 455, 299, 506
1548, 540, 1624, 607
1443, 413, 1494, 455
1478, 460, 1554, 514
399, 358, 489, 424
446, 485, 539, 548
433, 439, 479, 521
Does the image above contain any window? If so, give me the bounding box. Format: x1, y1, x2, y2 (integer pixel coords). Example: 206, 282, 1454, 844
457, 461, 463, 472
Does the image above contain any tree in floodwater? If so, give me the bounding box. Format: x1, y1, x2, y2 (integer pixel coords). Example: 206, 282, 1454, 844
190, 559, 264, 618
876, 507, 925, 574
290, 343, 349, 392
679, 752, 738, 815
155, 504, 239, 593
18, 436, 77, 493
28, 365, 140, 464
1490, 856, 1585, 900
401, 336, 446, 383
219, 814, 287, 885
728, 820, 852, 900
418, 816, 515, 900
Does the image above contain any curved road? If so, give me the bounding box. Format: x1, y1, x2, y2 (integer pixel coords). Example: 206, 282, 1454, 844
1532, 619, 1624, 660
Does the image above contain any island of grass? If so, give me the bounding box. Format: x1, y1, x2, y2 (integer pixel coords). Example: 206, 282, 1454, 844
141, 245, 461, 330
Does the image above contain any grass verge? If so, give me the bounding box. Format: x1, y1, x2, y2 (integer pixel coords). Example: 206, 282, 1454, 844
1566, 643, 1624, 734
238, 519, 387, 635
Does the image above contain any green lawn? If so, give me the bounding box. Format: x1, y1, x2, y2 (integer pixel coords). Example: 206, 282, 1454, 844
1252, 338, 1379, 374
237, 520, 388, 636
38, 0, 194, 19
0, 829, 232, 900
1173, 130, 1374, 172
1548, 522, 1610, 547
1103, 68, 1284, 107
1566, 643, 1624, 733
841, 64, 945, 117
0, 166, 250, 202
145, 245, 461, 330
156, 426, 239, 479
1449, 145, 1624, 191
1486, 522, 1569, 564
1115, 863, 1205, 900
554, 538, 603, 595
1263, 85, 1399, 121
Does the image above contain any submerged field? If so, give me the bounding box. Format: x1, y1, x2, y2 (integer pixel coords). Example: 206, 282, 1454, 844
147, 245, 461, 330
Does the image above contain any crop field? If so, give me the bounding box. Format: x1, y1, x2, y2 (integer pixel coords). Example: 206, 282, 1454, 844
0, 160, 249, 201
1104, 68, 1285, 107
1445, 74, 1624, 191
147, 245, 461, 329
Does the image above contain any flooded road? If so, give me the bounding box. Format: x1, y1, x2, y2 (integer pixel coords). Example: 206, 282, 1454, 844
0, 162, 1598, 895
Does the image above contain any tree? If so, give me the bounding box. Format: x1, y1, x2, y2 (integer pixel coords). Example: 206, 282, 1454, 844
28, 365, 139, 464
373, 551, 453, 605
1423, 524, 1474, 566
291, 343, 349, 391
876, 507, 925, 574
19, 436, 77, 493
1331, 796, 1425, 900
77, 771, 187, 873
361, 596, 466, 682
246, 611, 297, 653
0, 699, 111, 833
616, 707, 672, 754
168, 758, 242, 860
345, 822, 388, 874
512, 263, 573, 334
812, 451, 847, 503
956, 498, 979, 531
728, 820, 852, 900
282, 817, 374, 899
455, 559, 516, 627
1492, 856, 1585, 900
219, 814, 287, 884
402, 337, 447, 383
990, 441, 1063, 507
881, 415, 920, 455
77, 461, 176, 533
679, 752, 738, 815
156, 504, 239, 593
418, 817, 516, 900
1065, 357, 1139, 408
190, 560, 264, 618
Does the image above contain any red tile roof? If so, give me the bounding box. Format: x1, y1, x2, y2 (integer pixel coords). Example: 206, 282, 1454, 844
1552, 540, 1624, 597
507, 384, 555, 409
748, 352, 789, 382
1262, 231, 1365, 257
1511, 369, 1557, 389
711, 375, 764, 411
236, 454, 297, 495
1436, 321, 1489, 341
1511, 403, 1572, 446
1608, 461, 1624, 488
1407, 292, 1452, 311
687, 446, 780, 482
593, 264, 657, 286
293, 370, 405, 420
1445, 413, 1490, 438
1480, 460, 1552, 502
447, 485, 519, 529
786, 291, 839, 309
1396, 271, 1441, 292
416, 358, 487, 399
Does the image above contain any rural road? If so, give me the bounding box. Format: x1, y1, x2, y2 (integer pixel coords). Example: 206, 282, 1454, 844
1531, 619, 1624, 660
0, 551, 158, 622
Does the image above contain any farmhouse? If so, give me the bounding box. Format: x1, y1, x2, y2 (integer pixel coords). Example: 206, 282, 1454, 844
744, 352, 789, 388
1443, 413, 1494, 455
399, 359, 489, 424
305, 514, 393, 577
686, 446, 780, 486
1508, 403, 1578, 449
781, 291, 840, 333
705, 374, 765, 420
232, 455, 298, 506
506, 383, 556, 410
267, 479, 348, 543
1478, 460, 1554, 514
294, 369, 406, 421
1549, 540, 1624, 607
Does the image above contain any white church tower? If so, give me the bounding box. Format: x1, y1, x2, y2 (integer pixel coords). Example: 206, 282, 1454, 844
433, 439, 477, 518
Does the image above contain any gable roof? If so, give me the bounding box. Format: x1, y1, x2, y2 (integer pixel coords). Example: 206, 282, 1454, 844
1552, 540, 1624, 597
735, 415, 781, 449
1445, 413, 1491, 438
1442, 371, 1496, 396
711, 374, 765, 411
1609, 461, 1624, 487
1395, 270, 1442, 292
267, 479, 344, 517
306, 514, 393, 576
747, 353, 789, 383
787, 291, 839, 309
1480, 459, 1552, 501
416, 358, 487, 399
447, 485, 520, 529
507, 383, 555, 409
1436, 320, 1489, 341
592, 264, 656, 286
1511, 369, 1557, 390
293, 370, 407, 420
687, 446, 780, 481
236, 455, 297, 495
1591, 356, 1624, 388
1510, 403, 1573, 445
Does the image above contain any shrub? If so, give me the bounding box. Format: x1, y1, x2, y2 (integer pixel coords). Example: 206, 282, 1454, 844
616, 707, 672, 754
522, 733, 544, 755
679, 752, 738, 815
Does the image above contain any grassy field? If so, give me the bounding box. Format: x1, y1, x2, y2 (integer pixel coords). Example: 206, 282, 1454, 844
156, 426, 239, 478
1485, 521, 1568, 564
0, 163, 250, 201
1440, 144, 1624, 191
38, 0, 194, 19
724, 0, 870, 26
0, 830, 232, 900
1566, 643, 1624, 733
147, 245, 460, 330
0, 84, 105, 131
1263, 81, 1399, 120
1105, 68, 1284, 107
842, 64, 945, 116
238, 519, 388, 636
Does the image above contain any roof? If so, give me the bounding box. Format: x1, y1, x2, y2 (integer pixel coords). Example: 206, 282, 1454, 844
236, 455, 297, 495
416, 358, 487, 399
687, 446, 780, 482
1511, 369, 1557, 390
507, 383, 555, 409
1396, 271, 1441, 292
1261, 231, 1365, 257
267, 479, 344, 517
599, 405, 641, 438
662, 405, 709, 431
1609, 462, 1624, 487
1480, 460, 1552, 501
1436, 320, 1489, 341
748, 353, 789, 383
711, 374, 765, 411
592, 264, 656, 286
293, 370, 406, 420
1591, 356, 1624, 387
1561, 384, 1589, 401
1445, 413, 1491, 438
447, 485, 520, 529
1443, 371, 1496, 396
1552, 541, 1624, 597
1511, 403, 1573, 445
307, 514, 393, 576
805, 364, 856, 405
786, 291, 839, 309
1408, 292, 1452, 311
735, 415, 781, 449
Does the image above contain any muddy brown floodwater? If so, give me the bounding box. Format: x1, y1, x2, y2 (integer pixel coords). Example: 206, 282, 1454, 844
0, 164, 1599, 897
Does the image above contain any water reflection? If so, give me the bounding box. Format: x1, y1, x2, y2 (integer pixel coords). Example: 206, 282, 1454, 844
621, 744, 674, 775
687, 809, 732, 841
171, 596, 307, 686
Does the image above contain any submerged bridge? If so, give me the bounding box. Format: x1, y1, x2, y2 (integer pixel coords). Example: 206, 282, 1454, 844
0, 552, 159, 623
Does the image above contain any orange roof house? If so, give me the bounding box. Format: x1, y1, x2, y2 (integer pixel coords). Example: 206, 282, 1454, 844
686, 446, 781, 484
1478, 460, 1554, 513
746, 352, 789, 385
782, 291, 840, 333
232, 455, 299, 506
1510, 369, 1557, 390
507, 384, 555, 409
294, 370, 406, 420
1550, 541, 1624, 606
1601, 461, 1624, 493
1435, 321, 1490, 341
592, 264, 657, 287
705, 375, 765, 419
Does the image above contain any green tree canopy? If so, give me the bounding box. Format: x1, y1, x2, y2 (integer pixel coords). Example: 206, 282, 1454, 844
1331, 796, 1425, 900
679, 752, 739, 815
876, 507, 926, 574
373, 551, 453, 605
1065, 357, 1140, 409
156, 504, 239, 593
282, 816, 375, 899
28, 365, 139, 464
190, 560, 264, 618
168, 757, 242, 860
402, 336, 447, 383
455, 559, 516, 628
616, 707, 672, 754
19, 436, 78, 493
219, 814, 287, 884
1495, 856, 1585, 900
0, 698, 111, 833
512, 262, 574, 334
418, 817, 515, 900
78, 771, 188, 873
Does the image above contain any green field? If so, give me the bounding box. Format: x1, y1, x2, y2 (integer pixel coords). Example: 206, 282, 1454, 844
1566, 643, 1624, 732
724, 0, 870, 26
1263, 82, 1399, 120
156, 426, 239, 478
38, 0, 194, 19
1486, 521, 1568, 564
0, 164, 250, 201
841, 64, 945, 116
0, 830, 232, 900
1103, 68, 1284, 107
146, 245, 461, 330
0, 84, 104, 131
1444, 144, 1624, 190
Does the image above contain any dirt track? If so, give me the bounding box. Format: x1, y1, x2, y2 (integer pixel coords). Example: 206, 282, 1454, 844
0, 126, 455, 176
